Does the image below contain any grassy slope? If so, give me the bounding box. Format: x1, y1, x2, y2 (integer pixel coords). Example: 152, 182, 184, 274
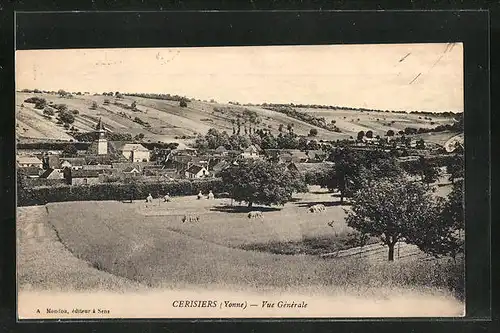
16, 92, 458, 145
17, 206, 145, 292
43, 196, 463, 300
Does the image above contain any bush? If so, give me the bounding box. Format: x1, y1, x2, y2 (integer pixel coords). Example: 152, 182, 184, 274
180, 100, 188, 107
309, 128, 318, 137
17, 178, 225, 206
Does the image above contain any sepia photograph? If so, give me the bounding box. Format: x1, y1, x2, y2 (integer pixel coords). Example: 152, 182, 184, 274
16, 43, 465, 319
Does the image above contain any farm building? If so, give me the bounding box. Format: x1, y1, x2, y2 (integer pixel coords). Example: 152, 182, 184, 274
60, 157, 86, 170
18, 166, 42, 178
122, 166, 141, 175
185, 164, 209, 179
119, 143, 150, 162
241, 144, 262, 159
17, 155, 43, 168
214, 145, 229, 156
69, 169, 100, 185
40, 168, 64, 180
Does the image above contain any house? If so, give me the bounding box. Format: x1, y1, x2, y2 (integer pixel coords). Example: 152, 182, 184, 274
185, 164, 209, 179
306, 150, 327, 162
119, 143, 150, 162
215, 146, 229, 156
241, 145, 261, 159
40, 168, 64, 180
69, 169, 100, 185
18, 166, 42, 178
286, 162, 299, 173
60, 157, 86, 170
211, 160, 231, 176
279, 150, 309, 163
42, 154, 61, 170
17, 156, 43, 168
122, 166, 141, 175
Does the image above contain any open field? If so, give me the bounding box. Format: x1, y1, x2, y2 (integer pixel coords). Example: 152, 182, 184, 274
16, 92, 458, 145
17, 185, 461, 299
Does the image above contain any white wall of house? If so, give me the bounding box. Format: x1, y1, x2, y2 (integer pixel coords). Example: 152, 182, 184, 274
122, 150, 150, 162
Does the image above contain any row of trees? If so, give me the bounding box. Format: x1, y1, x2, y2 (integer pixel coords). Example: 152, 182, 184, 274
194, 127, 328, 151
218, 144, 464, 261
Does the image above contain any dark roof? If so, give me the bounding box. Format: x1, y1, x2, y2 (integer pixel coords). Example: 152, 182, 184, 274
39, 168, 56, 178
71, 169, 100, 178
19, 166, 41, 176
186, 164, 205, 174
61, 157, 86, 166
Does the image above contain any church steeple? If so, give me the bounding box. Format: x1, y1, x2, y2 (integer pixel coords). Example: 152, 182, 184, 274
95, 117, 108, 155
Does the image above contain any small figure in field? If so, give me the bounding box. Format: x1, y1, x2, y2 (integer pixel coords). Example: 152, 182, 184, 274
163, 193, 171, 202
207, 190, 214, 200
197, 191, 203, 200
146, 193, 153, 203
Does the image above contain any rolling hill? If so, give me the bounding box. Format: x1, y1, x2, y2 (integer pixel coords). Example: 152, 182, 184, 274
16, 92, 459, 147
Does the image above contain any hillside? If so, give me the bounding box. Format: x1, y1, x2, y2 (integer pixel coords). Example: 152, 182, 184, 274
16, 92, 459, 147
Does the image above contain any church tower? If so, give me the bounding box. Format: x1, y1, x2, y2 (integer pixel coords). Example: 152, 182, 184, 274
96, 118, 108, 155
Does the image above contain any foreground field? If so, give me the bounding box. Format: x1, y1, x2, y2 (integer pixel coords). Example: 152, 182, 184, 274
17, 185, 462, 299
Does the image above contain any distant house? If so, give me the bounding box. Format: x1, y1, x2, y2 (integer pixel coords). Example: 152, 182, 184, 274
120, 143, 150, 162
60, 157, 86, 170
17, 156, 43, 168
69, 169, 100, 185
215, 146, 228, 156
122, 166, 141, 175
279, 150, 309, 163
211, 160, 231, 176
42, 155, 61, 170
241, 145, 261, 159
286, 162, 299, 173
185, 164, 209, 179
306, 150, 327, 162
40, 168, 64, 180
19, 166, 42, 178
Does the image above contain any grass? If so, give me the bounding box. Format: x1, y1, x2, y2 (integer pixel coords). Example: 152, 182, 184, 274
240, 233, 380, 255
32, 195, 464, 301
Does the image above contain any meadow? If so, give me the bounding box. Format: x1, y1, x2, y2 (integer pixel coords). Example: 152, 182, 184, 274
17, 184, 463, 308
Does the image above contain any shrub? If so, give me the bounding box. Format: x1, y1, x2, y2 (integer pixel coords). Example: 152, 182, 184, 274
17, 178, 225, 206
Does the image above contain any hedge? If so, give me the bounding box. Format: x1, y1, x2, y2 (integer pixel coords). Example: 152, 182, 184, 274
18, 178, 225, 206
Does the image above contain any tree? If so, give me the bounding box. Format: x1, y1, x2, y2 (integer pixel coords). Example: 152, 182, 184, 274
90, 101, 98, 110
59, 111, 75, 124
309, 128, 318, 137
71, 109, 79, 115
446, 153, 464, 183
103, 99, 110, 105
180, 100, 188, 107
131, 101, 137, 110
386, 129, 395, 137
61, 143, 78, 157
219, 159, 306, 207
357, 131, 365, 141
43, 108, 55, 116
407, 179, 464, 260
346, 175, 439, 261
278, 124, 284, 132
365, 130, 373, 139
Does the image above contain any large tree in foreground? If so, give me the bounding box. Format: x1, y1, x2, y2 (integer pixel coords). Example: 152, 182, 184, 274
219, 159, 306, 207
345, 174, 439, 261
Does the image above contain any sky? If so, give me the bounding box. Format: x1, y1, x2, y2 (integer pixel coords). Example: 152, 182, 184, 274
15, 43, 463, 112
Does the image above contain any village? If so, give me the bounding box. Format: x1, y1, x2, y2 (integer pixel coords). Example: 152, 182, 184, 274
16, 112, 460, 193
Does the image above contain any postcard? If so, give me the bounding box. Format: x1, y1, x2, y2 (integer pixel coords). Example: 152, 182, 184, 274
16, 43, 465, 319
